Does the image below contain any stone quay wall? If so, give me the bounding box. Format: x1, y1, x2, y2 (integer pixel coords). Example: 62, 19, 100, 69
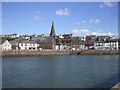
1, 50, 120, 57
80, 50, 120, 55
1, 50, 71, 57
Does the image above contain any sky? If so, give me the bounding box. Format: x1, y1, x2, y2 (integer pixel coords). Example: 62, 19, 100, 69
2, 1, 119, 37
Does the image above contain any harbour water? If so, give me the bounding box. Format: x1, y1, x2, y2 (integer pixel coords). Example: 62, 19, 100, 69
2, 55, 119, 88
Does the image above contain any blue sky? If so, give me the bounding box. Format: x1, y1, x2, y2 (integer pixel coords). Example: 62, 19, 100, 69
2, 2, 118, 36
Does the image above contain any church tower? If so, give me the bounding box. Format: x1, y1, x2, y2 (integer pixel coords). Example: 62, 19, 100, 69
50, 21, 56, 37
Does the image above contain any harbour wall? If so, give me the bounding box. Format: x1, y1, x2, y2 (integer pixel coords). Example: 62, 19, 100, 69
1, 50, 120, 57
80, 50, 120, 55
1, 50, 70, 57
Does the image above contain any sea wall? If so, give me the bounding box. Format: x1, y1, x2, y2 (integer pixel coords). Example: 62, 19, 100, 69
1, 50, 70, 57
1, 50, 120, 57
80, 50, 120, 55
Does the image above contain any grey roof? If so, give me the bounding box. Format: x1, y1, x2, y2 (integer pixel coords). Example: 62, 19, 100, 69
93, 36, 111, 42
35, 36, 55, 44
71, 38, 85, 45
94, 41, 106, 43
79, 41, 85, 45
96, 36, 110, 39
19, 40, 36, 44
16, 37, 36, 44
108, 39, 118, 42
9, 40, 18, 46
71, 38, 79, 45
8, 38, 37, 46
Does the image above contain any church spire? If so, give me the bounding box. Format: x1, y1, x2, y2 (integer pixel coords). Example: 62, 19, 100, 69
50, 21, 56, 36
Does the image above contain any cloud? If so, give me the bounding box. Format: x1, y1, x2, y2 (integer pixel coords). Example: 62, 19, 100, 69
76, 19, 101, 25
90, 30, 115, 36
88, 30, 115, 36
33, 15, 41, 20
72, 29, 90, 35
100, 0, 117, 8
95, 19, 101, 23
103, 2, 113, 7
89, 19, 101, 24
56, 8, 70, 16
72, 29, 115, 37
34, 10, 41, 20
76, 21, 86, 25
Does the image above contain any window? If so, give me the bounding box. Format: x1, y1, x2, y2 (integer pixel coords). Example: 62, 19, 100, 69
25, 47, 27, 50
100, 43, 102, 45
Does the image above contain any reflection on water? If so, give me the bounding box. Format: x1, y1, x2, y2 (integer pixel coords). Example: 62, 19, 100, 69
2, 55, 119, 88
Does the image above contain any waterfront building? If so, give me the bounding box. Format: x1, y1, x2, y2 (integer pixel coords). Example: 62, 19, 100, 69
9, 39, 19, 50
107, 40, 119, 50
94, 41, 106, 50
61, 34, 72, 45
79, 42, 86, 50
81, 37, 86, 41
55, 36, 66, 51
58, 34, 64, 38
94, 40, 119, 50
55, 43, 66, 51
96, 36, 111, 41
36, 36, 56, 50
93, 36, 118, 50
1, 40, 12, 50
18, 40, 39, 50
71, 37, 86, 50
84, 36, 94, 49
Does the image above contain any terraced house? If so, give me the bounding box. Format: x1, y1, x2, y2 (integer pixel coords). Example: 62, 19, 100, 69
18, 40, 39, 50
94, 36, 119, 50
